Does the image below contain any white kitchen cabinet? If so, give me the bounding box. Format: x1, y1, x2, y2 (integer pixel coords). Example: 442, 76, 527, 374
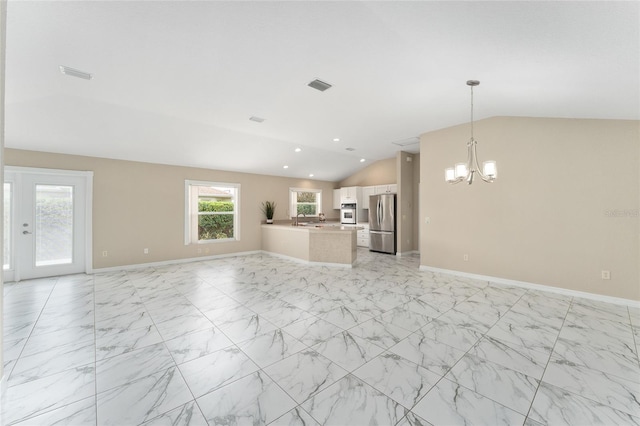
340, 186, 362, 204
357, 223, 370, 248
361, 186, 375, 209
375, 184, 397, 194
333, 189, 341, 209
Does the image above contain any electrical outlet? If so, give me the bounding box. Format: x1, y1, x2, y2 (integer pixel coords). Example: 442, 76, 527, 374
143, 248, 149, 254
102, 250, 108, 257
463, 254, 469, 261
601, 270, 611, 280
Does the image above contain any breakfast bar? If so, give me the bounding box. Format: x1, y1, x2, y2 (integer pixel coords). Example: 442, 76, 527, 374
261, 223, 362, 266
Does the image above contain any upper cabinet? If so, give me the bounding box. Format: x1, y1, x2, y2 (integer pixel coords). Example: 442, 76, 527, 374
361, 186, 376, 207
375, 184, 397, 194
360, 184, 397, 209
334, 184, 396, 210
333, 189, 341, 209
340, 186, 362, 203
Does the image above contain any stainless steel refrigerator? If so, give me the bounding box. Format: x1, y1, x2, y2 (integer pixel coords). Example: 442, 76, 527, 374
369, 193, 396, 254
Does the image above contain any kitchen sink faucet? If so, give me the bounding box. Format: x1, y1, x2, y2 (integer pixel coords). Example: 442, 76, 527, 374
295, 212, 306, 226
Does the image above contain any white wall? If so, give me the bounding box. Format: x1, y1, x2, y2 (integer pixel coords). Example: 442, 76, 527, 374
1, 0, 7, 387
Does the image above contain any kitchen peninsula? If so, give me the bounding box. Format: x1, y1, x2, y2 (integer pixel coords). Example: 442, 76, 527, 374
261, 223, 362, 266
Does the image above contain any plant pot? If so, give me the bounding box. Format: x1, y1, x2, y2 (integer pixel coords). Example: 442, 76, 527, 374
266, 219, 273, 224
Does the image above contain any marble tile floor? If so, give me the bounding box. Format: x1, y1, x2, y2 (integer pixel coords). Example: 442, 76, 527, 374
1, 249, 640, 425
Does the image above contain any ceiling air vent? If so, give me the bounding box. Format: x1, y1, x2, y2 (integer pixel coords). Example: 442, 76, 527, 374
249, 116, 265, 123
59, 65, 93, 80
308, 79, 332, 92
391, 137, 419, 147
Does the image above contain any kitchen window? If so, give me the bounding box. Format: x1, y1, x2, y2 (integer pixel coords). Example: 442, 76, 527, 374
185, 180, 240, 244
290, 188, 322, 217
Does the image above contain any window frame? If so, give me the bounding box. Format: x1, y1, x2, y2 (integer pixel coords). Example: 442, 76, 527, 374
289, 187, 322, 218
184, 180, 241, 245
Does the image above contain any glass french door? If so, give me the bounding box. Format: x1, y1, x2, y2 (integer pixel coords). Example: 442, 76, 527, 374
4, 168, 91, 281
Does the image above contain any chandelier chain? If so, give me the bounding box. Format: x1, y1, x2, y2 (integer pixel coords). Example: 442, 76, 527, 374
470, 84, 474, 141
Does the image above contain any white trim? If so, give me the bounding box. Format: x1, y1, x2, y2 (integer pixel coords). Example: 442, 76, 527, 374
419, 265, 640, 308
184, 180, 190, 245
4, 167, 93, 279
84, 173, 94, 274
260, 250, 353, 268
289, 187, 322, 218
92, 250, 262, 273
184, 180, 241, 245
91, 249, 355, 274
396, 250, 419, 257
3, 176, 16, 282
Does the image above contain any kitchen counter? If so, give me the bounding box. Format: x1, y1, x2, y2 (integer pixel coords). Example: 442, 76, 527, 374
261, 223, 362, 266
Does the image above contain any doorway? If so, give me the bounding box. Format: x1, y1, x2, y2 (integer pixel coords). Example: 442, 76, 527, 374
4, 167, 93, 281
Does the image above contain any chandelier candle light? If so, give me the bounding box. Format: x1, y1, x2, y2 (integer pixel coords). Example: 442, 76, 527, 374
445, 80, 497, 184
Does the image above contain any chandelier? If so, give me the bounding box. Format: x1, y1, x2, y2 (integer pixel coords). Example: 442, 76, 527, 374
445, 80, 497, 184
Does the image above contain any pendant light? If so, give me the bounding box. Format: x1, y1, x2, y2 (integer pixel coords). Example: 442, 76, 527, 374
445, 80, 497, 184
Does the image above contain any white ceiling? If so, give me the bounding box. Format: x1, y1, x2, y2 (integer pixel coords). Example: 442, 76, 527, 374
4, 1, 639, 182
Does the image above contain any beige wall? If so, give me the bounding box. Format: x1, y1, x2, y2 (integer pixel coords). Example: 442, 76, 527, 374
397, 151, 418, 254
413, 154, 421, 252
420, 116, 639, 301
339, 157, 396, 187
5, 149, 339, 269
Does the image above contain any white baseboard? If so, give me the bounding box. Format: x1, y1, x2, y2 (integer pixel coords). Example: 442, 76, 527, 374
396, 250, 419, 257
91, 250, 262, 274
260, 251, 353, 268
419, 265, 640, 308
91, 250, 354, 274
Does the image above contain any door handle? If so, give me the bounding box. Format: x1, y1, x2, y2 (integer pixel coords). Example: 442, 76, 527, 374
23, 230, 32, 235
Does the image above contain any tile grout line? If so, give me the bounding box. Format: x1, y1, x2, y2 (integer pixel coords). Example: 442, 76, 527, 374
4, 277, 59, 387
400, 281, 535, 421
522, 294, 574, 423
127, 266, 210, 425
627, 306, 640, 369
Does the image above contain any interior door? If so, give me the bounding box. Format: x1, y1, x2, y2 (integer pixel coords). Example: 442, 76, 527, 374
4, 168, 92, 281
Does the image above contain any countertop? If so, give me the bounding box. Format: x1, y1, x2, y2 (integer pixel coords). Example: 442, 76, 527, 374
262, 223, 364, 232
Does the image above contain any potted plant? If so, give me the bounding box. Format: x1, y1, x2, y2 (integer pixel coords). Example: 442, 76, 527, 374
261, 201, 276, 224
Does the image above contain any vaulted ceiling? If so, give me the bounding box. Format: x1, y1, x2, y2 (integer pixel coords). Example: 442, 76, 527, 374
4, 1, 638, 181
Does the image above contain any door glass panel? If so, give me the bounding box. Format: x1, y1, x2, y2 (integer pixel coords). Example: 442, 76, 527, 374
35, 185, 74, 266
4, 182, 11, 270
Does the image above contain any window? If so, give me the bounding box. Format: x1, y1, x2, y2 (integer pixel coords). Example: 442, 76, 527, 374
185, 180, 240, 244
290, 188, 322, 217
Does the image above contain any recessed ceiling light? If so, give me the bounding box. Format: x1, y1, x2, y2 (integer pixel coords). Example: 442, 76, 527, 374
333, 138, 340, 142
59, 65, 92, 80
308, 79, 332, 92
249, 116, 265, 123
360, 158, 366, 163
345, 147, 355, 151
283, 165, 289, 169
309, 173, 314, 178
294, 147, 302, 153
